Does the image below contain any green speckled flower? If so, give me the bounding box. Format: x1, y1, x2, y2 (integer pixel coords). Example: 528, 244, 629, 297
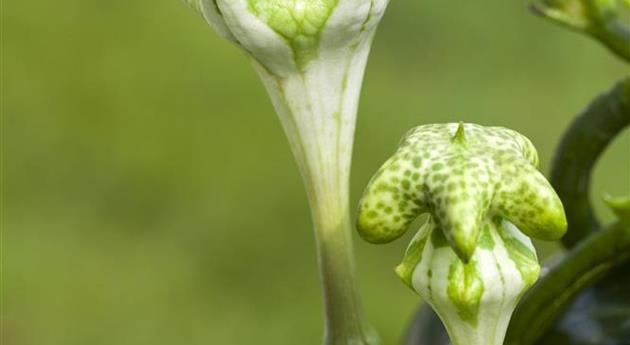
357, 123, 567, 345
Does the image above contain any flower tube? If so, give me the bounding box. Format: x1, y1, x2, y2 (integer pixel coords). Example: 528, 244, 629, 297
184, 1, 390, 343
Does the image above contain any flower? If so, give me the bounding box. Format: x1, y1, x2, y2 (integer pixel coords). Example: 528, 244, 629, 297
356, 123, 567, 345
184, 1, 392, 238
183, 2, 390, 344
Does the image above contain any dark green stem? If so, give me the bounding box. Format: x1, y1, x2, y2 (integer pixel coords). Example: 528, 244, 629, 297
504, 221, 630, 345
506, 78, 630, 345
549, 77, 630, 248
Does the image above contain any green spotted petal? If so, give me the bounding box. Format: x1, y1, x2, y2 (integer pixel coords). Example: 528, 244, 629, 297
493, 161, 567, 240
357, 122, 567, 262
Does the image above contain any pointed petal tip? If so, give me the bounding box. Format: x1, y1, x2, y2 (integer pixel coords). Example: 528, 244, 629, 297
443, 223, 480, 263
452, 122, 466, 145
539, 193, 569, 240
395, 264, 414, 290
451, 239, 477, 263
437, 207, 484, 263
526, 208, 568, 241
356, 215, 401, 244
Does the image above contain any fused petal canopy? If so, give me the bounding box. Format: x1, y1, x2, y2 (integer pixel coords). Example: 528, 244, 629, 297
357, 123, 567, 262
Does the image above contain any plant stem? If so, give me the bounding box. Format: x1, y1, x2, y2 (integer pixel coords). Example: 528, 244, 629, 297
505, 220, 630, 345
550, 77, 630, 248
311, 191, 379, 345
507, 79, 630, 345
249, 35, 380, 344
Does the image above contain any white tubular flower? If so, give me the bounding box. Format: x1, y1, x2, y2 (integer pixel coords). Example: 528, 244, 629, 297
357, 123, 567, 345
184, 1, 390, 344
186, 1, 389, 205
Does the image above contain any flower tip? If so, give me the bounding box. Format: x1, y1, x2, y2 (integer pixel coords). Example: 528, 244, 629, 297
452, 122, 466, 145
356, 214, 399, 244
543, 194, 569, 239
394, 263, 414, 289
438, 204, 484, 263
449, 232, 478, 263
530, 207, 568, 241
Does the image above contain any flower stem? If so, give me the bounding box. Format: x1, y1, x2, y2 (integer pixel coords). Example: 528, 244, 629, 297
249, 36, 380, 344
311, 192, 380, 345
549, 77, 630, 248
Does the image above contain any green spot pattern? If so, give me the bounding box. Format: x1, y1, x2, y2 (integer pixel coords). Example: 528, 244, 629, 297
248, 0, 338, 69
357, 122, 567, 262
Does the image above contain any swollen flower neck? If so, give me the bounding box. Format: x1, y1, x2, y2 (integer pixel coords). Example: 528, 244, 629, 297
402, 217, 540, 345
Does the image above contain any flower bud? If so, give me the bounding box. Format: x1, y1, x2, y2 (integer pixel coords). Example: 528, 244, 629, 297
357, 123, 567, 345
186, 0, 388, 75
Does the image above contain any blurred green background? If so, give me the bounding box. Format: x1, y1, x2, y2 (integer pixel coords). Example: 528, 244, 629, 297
2, 0, 629, 344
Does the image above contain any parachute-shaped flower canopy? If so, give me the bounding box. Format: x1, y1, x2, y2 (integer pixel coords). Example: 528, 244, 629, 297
357, 123, 567, 345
